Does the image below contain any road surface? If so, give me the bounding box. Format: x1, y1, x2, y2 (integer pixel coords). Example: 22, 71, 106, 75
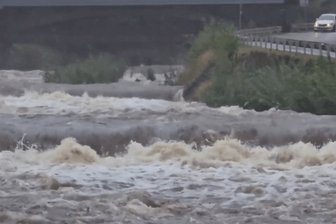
273, 31, 336, 45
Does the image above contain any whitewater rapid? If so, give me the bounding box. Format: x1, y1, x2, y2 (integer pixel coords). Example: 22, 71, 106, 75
1, 69, 336, 224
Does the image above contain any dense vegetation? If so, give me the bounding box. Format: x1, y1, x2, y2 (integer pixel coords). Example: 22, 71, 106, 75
44, 54, 126, 84
181, 21, 336, 115
0, 44, 126, 84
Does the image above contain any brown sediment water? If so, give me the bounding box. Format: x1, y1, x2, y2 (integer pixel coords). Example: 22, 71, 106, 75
1, 70, 336, 224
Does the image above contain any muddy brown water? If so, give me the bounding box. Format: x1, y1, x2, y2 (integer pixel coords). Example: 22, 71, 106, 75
1, 70, 336, 224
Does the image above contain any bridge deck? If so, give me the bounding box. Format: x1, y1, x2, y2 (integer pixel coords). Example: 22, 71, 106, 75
1, 0, 285, 7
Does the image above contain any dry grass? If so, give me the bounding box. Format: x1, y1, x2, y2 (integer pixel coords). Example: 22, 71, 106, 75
178, 49, 217, 86
192, 80, 212, 101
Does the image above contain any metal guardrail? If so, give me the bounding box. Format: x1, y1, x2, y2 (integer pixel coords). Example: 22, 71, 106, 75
235, 26, 282, 36
291, 23, 314, 32
0, 0, 287, 7
235, 23, 336, 58
235, 23, 314, 36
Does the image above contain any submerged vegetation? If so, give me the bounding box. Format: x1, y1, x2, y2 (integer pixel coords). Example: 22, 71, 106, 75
44, 54, 126, 84
181, 21, 336, 115
0, 44, 126, 84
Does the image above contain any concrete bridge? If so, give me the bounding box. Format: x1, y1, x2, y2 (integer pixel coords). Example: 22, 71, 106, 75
0, 0, 298, 66
0, 0, 287, 7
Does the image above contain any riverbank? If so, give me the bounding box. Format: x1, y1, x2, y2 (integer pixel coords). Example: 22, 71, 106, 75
179, 22, 336, 115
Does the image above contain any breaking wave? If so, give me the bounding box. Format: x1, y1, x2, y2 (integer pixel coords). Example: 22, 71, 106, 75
2, 69, 336, 223
6, 137, 336, 170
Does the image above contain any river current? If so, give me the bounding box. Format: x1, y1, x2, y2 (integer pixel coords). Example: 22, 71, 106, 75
1, 68, 336, 224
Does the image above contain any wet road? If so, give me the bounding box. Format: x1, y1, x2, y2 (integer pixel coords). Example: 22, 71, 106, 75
273, 31, 336, 45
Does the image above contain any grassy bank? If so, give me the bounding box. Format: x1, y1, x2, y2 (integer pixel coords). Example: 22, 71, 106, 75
180, 21, 336, 115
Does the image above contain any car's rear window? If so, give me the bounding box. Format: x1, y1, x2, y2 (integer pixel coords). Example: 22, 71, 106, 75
319, 15, 335, 20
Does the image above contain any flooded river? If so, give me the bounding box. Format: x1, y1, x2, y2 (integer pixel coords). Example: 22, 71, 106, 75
1, 69, 336, 224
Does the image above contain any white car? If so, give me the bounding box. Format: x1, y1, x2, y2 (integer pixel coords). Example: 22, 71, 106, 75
314, 14, 336, 32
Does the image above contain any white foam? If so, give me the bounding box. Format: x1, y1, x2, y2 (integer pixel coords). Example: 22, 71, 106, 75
122, 65, 184, 85
0, 69, 335, 223
2, 138, 336, 223
0, 91, 249, 117
0, 70, 45, 83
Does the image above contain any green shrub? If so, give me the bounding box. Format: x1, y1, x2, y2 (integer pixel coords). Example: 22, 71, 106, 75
187, 20, 239, 63
44, 53, 126, 84
183, 19, 336, 115
179, 21, 240, 99
206, 56, 336, 115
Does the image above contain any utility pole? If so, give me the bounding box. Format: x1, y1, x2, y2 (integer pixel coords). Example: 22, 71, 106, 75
239, 3, 243, 30
300, 0, 309, 23
304, 6, 307, 24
